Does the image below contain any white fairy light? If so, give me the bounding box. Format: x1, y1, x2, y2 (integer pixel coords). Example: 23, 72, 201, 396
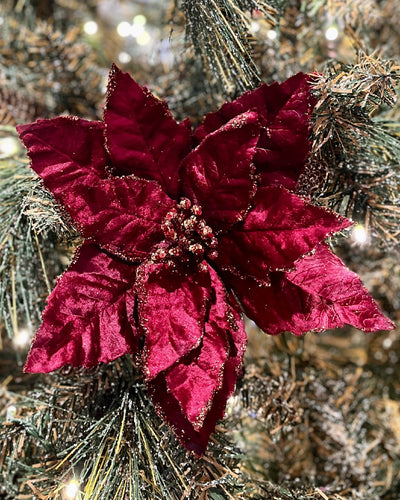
14, 328, 31, 347
251, 21, 260, 33
6, 405, 17, 421
351, 224, 368, 245
136, 31, 151, 46
63, 479, 80, 500
83, 21, 98, 35
325, 25, 339, 41
267, 29, 277, 41
117, 21, 132, 38
133, 14, 147, 26
118, 52, 132, 64
0, 137, 20, 157
131, 23, 145, 38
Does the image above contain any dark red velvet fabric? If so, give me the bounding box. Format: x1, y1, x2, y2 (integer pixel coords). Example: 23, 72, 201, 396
17, 65, 394, 455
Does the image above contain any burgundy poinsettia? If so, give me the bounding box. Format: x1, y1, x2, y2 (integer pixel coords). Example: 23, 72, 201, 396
17, 65, 394, 455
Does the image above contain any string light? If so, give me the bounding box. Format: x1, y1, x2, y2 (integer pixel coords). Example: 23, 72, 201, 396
351, 224, 368, 245
136, 31, 151, 46
83, 21, 98, 35
133, 14, 147, 26
118, 52, 132, 64
63, 479, 80, 500
131, 24, 145, 38
325, 25, 339, 41
0, 137, 20, 157
6, 405, 17, 421
251, 21, 260, 33
14, 327, 31, 347
117, 21, 132, 37
267, 29, 277, 41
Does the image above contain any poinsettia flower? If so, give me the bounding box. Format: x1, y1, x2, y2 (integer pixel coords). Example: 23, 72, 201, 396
17, 65, 394, 455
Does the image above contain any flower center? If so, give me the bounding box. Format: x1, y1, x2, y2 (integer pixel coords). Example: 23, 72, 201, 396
152, 198, 218, 268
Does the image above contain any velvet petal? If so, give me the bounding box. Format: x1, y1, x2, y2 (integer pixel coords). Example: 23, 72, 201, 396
147, 285, 247, 455
17, 117, 108, 179
255, 75, 315, 190
229, 244, 394, 336
104, 64, 191, 198
165, 265, 231, 428
194, 73, 316, 190
24, 244, 138, 373
17, 117, 175, 261
137, 263, 212, 380
217, 186, 351, 282
181, 111, 260, 230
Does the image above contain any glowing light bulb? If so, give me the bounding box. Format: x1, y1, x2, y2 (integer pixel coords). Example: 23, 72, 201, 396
136, 31, 151, 46
83, 21, 98, 35
351, 224, 368, 244
14, 328, 30, 347
251, 21, 260, 33
64, 479, 80, 500
325, 26, 339, 41
267, 29, 277, 41
131, 24, 145, 38
133, 14, 147, 26
117, 21, 132, 37
0, 137, 20, 156
118, 52, 131, 64
6, 405, 17, 421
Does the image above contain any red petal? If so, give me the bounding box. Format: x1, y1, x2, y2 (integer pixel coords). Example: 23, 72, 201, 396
137, 263, 212, 380
104, 64, 191, 198
181, 111, 260, 230
194, 73, 316, 190
165, 266, 231, 428
147, 284, 247, 455
217, 186, 351, 281
229, 244, 394, 335
24, 244, 138, 373
17, 117, 108, 179
17, 117, 175, 261
255, 74, 316, 190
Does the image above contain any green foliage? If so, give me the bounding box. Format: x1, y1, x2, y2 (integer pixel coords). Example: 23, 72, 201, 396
0, 357, 252, 499
181, 0, 283, 96
305, 53, 400, 247
0, 127, 74, 341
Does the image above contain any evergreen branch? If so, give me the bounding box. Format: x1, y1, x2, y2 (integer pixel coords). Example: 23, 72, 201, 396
0, 357, 252, 499
302, 52, 400, 248
0, 128, 76, 341
182, 0, 282, 96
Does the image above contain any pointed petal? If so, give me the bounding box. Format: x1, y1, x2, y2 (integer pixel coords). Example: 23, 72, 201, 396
217, 186, 351, 281
24, 244, 138, 373
194, 73, 316, 190
104, 64, 191, 198
255, 74, 316, 190
17, 117, 175, 261
17, 117, 108, 180
228, 244, 394, 336
147, 285, 247, 455
285, 243, 395, 332
137, 263, 212, 380
181, 111, 260, 230
165, 266, 231, 428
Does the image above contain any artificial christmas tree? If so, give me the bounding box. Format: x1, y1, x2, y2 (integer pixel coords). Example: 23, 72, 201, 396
1, 1, 399, 498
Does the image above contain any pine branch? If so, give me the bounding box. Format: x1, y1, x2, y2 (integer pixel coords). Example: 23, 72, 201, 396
0, 8, 103, 120
181, 0, 283, 96
300, 52, 400, 248
0, 356, 252, 500
0, 127, 76, 343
